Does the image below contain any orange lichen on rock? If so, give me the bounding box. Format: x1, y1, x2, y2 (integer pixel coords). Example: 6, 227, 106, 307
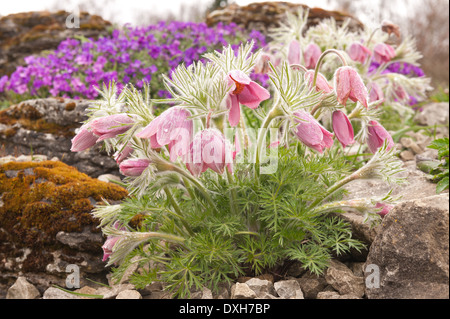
0, 160, 128, 248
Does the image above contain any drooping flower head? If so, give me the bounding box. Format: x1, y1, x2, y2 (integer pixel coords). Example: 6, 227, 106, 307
70, 124, 98, 152
368, 82, 384, 107
186, 129, 233, 176
293, 110, 334, 153
226, 70, 270, 127
375, 202, 394, 217
119, 158, 151, 176
287, 39, 301, 65
303, 43, 322, 70
348, 42, 372, 64
332, 110, 355, 148
89, 113, 134, 142
102, 221, 126, 262
304, 70, 333, 93
367, 120, 395, 153
136, 106, 193, 161
334, 66, 369, 108
373, 43, 396, 64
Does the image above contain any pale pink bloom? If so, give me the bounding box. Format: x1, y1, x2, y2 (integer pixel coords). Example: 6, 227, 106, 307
368, 82, 384, 107
367, 120, 394, 153
348, 42, 372, 64
136, 107, 193, 161
288, 39, 301, 65
375, 202, 394, 217
293, 110, 334, 153
303, 43, 321, 69
373, 43, 396, 64
393, 82, 409, 101
119, 158, 151, 176
90, 113, 134, 142
304, 70, 333, 93
226, 70, 270, 127
102, 221, 126, 262
332, 110, 355, 148
186, 129, 233, 176
334, 66, 369, 108
70, 124, 98, 152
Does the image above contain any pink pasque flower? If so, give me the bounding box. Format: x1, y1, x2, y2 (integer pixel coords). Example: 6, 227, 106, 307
304, 70, 333, 93
348, 42, 372, 64
90, 113, 134, 142
303, 43, 321, 69
227, 70, 270, 127
288, 39, 301, 65
254, 53, 272, 74
375, 202, 394, 217
102, 221, 126, 262
70, 124, 98, 152
373, 43, 396, 64
334, 66, 369, 108
136, 106, 193, 161
293, 110, 334, 153
367, 120, 394, 153
114, 143, 134, 163
119, 158, 151, 176
186, 129, 233, 176
393, 82, 409, 101
368, 82, 384, 107
332, 110, 355, 148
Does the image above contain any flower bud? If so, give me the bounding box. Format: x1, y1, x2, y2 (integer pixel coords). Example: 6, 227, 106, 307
373, 43, 396, 64
304, 70, 333, 93
119, 158, 151, 176
293, 110, 334, 153
334, 66, 369, 108
287, 39, 301, 65
348, 42, 372, 64
375, 202, 394, 217
303, 43, 321, 69
368, 82, 384, 107
367, 120, 394, 153
70, 124, 98, 152
186, 129, 233, 176
102, 221, 126, 262
332, 110, 355, 148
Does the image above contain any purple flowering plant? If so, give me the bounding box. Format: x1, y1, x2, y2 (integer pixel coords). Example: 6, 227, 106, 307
0, 21, 267, 104
76, 36, 406, 296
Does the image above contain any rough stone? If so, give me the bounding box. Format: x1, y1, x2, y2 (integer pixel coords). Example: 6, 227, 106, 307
245, 278, 276, 297
325, 259, 365, 298
316, 291, 361, 299
43, 286, 81, 299
365, 193, 449, 299
296, 272, 328, 299
6, 276, 41, 299
206, 1, 364, 38
273, 279, 304, 299
231, 282, 257, 299
96, 283, 135, 299
0, 159, 128, 297
413, 102, 449, 137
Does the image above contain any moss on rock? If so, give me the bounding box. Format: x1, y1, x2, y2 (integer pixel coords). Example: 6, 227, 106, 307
0, 160, 128, 249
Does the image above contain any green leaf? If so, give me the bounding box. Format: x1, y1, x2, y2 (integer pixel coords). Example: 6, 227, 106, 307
436, 176, 449, 193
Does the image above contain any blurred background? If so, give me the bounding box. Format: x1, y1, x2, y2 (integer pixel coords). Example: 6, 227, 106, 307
1, 0, 448, 87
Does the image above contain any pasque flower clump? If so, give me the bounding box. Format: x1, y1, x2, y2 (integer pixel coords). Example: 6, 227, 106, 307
73, 39, 404, 297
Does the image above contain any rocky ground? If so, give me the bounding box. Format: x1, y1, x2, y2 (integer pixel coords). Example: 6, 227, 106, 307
0, 100, 448, 300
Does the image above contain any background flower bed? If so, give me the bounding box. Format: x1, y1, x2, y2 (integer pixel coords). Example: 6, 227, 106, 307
0, 21, 267, 105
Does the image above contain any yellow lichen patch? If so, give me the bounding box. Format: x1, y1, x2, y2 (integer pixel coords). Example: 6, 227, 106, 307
0, 160, 128, 248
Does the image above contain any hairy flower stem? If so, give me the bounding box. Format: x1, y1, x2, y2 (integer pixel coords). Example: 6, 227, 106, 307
311, 198, 373, 215
311, 49, 348, 116
254, 105, 285, 181
226, 168, 239, 215
309, 161, 376, 210
164, 187, 194, 236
